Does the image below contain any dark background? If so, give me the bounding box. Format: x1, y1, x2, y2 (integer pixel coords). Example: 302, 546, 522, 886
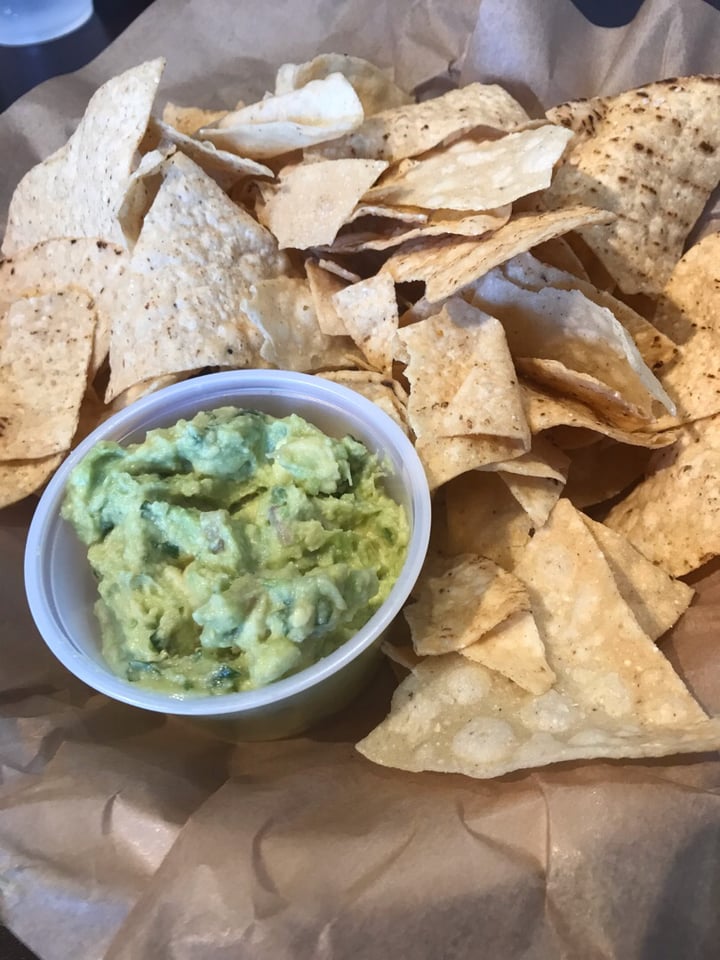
0, 0, 154, 113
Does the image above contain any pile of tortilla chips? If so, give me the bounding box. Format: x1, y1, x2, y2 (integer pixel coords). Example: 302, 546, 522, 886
3, 54, 720, 778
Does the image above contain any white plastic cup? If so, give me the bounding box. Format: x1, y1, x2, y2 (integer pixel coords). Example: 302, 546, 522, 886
0, 0, 93, 46
25, 371, 431, 740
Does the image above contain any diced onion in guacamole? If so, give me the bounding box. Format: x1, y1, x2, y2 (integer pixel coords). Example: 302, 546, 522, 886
61, 407, 409, 696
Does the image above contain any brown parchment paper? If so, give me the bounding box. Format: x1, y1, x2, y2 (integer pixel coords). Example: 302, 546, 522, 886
1, 1, 720, 957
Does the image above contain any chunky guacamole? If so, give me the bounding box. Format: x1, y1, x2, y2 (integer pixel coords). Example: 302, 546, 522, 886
61, 407, 409, 696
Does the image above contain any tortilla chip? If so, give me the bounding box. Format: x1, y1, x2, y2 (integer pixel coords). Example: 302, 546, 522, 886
357, 497, 716, 778
467, 268, 673, 420
162, 103, 228, 135
145, 118, 274, 189
327, 205, 512, 254
605, 414, 720, 576
479, 436, 570, 482
257, 159, 387, 249
517, 357, 659, 431
106, 153, 288, 400
0, 455, 64, 509
416, 434, 526, 491
275, 54, 411, 116
441, 471, 535, 570
532, 237, 589, 280
651, 232, 720, 425
0, 237, 128, 378
3, 59, 164, 256
382, 206, 613, 302
521, 382, 677, 449
544, 77, 720, 295
247, 277, 360, 371
0, 290, 95, 459
310, 83, 529, 163
501, 252, 678, 370
461, 610, 555, 695
331, 273, 398, 373
396, 298, 529, 444
580, 515, 694, 642
363, 125, 573, 211
498, 472, 564, 528
305, 261, 350, 336
198, 74, 364, 159
356, 655, 720, 779
404, 554, 532, 656
318, 370, 409, 434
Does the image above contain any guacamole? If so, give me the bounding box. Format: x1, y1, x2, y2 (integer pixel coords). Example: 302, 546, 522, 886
62, 407, 409, 696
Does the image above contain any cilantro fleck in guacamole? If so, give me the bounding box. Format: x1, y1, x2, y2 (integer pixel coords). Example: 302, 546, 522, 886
61, 407, 409, 696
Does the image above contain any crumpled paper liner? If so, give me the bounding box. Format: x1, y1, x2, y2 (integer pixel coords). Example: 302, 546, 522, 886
1, 1, 720, 957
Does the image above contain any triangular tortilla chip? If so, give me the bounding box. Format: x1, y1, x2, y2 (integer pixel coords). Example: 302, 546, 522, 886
498, 472, 564, 528
356, 654, 720, 778
440, 471, 535, 571
305, 261, 350, 336
461, 610, 555, 695
318, 370, 409, 434
605, 414, 720, 577
502, 252, 678, 370
521, 382, 677, 449
544, 77, 720, 295
580, 515, 694, 642
3, 59, 164, 255
381, 207, 613, 302
106, 153, 288, 400
466, 268, 673, 419
416, 434, 526, 491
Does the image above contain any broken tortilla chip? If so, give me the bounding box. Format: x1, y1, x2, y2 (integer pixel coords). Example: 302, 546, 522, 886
404, 553, 532, 656
396, 298, 529, 444
258, 158, 386, 249
331, 273, 398, 373
0, 290, 96, 459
